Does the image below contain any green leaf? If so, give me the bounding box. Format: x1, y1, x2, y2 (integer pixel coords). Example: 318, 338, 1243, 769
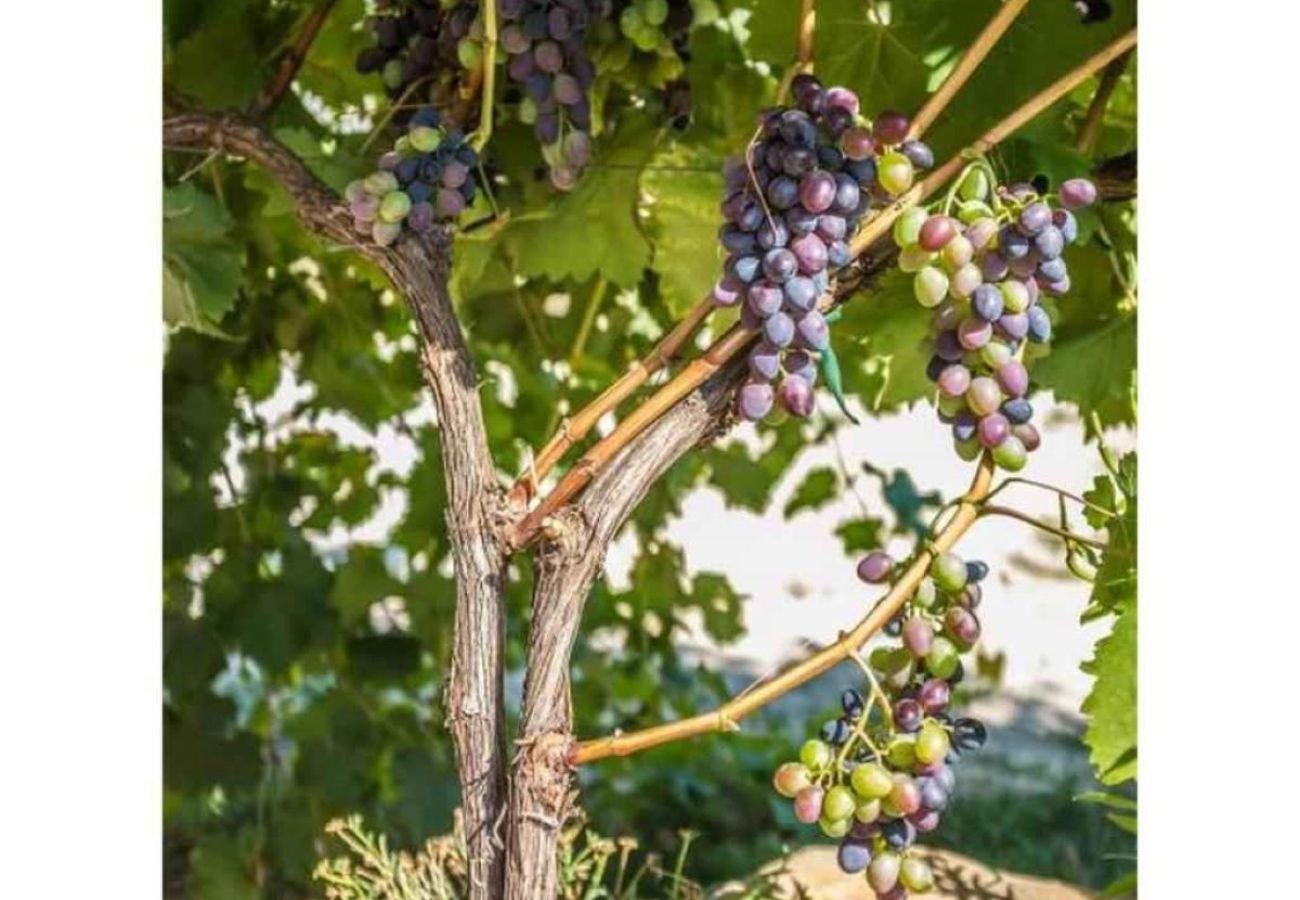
330, 546, 403, 627
1081, 597, 1137, 786
836, 269, 933, 412
783, 467, 838, 518
835, 518, 885, 555
1075, 790, 1138, 812
164, 183, 244, 326
642, 145, 723, 317
501, 118, 659, 287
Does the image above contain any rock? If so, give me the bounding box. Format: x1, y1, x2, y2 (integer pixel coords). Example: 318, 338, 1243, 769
722, 845, 1094, 899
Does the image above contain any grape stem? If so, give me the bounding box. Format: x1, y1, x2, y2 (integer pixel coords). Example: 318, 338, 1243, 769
1075, 48, 1133, 154
506, 28, 1138, 549
977, 504, 1108, 550
983, 476, 1118, 519
502, 0, 1039, 511
470, 0, 498, 152
568, 455, 996, 765
775, 0, 819, 103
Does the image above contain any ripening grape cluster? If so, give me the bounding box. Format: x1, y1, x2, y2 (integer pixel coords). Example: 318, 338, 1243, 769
715, 75, 936, 423
500, 0, 599, 189
894, 170, 1098, 470
596, 0, 700, 127
344, 107, 480, 245
355, 0, 480, 115
772, 547, 991, 898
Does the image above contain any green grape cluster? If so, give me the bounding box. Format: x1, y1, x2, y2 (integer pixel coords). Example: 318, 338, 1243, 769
771, 548, 991, 899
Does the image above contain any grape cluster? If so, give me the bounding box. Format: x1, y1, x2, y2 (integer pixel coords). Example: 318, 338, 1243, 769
894, 170, 1098, 470
355, 0, 480, 115
598, 0, 699, 128
716, 75, 935, 423
344, 107, 481, 246
773, 548, 991, 898
500, 0, 600, 189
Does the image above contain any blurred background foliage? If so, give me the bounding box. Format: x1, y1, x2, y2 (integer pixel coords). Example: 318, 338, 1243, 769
163, 0, 1136, 896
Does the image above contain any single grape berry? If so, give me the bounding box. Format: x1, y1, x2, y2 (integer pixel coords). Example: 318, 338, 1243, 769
857, 551, 895, 584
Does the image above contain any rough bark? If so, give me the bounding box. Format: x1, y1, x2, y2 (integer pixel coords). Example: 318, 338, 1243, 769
164, 113, 511, 900
504, 362, 744, 900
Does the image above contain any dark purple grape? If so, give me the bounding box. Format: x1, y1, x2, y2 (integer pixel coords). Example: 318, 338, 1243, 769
900, 139, 934, 169
894, 698, 923, 733
842, 688, 865, 718
953, 717, 987, 751
1026, 305, 1052, 343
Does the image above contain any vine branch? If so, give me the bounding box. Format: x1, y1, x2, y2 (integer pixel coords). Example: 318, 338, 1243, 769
249, 0, 339, 120
570, 455, 997, 764
907, 0, 1030, 138
1075, 48, 1133, 154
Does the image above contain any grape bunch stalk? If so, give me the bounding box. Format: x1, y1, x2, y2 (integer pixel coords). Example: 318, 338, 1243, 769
500, 0, 600, 189
712, 74, 936, 424
772, 547, 992, 898
344, 107, 481, 246
894, 165, 1098, 470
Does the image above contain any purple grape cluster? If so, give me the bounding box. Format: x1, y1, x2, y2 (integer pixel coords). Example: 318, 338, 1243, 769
354, 0, 480, 117
717, 75, 934, 423
344, 107, 480, 246
895, 170, 1098, 470
500, 0, 600, 189
772, 548, 991, 898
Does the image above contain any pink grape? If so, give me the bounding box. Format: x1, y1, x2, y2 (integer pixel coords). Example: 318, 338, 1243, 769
978, 412, 1010, 448
937, 364, 971, 398
779, 376, 815, 417
957, 318, 992, 350
857, 551, 895, 583
996, 360, 1029, 396
773, 762, 812, 797
910, 809, 942, 832
918, 216, 957, 251
794, 786, 824, 823
1059, 178, 1098, 209
902, 616, 934, 657
946, 607, 982, 646
889, 776, 922, 816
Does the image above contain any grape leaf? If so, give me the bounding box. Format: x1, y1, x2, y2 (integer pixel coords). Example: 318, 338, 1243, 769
835, 518, 885, 555
642, 145, 723, 317
1081, 593, 1136, 786
836, 268, 933, 411
501, 118, 659, 287
164, 183, 245, 326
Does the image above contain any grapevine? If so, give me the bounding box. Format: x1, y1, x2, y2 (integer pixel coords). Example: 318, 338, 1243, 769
344, 106, 482, 245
